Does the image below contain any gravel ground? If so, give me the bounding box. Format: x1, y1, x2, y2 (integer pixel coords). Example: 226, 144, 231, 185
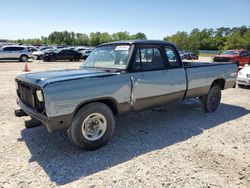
0, 59, 249, 188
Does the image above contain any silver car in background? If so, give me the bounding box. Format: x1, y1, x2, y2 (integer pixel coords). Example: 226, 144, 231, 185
0, 46, 33, 62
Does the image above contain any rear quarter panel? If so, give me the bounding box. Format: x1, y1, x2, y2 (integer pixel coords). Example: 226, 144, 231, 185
185, 63, 237, 98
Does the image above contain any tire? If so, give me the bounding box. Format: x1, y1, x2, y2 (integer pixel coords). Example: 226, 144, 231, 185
20, 55, 28, 62
24, 118, 41, 129
200, 84, 221, 112
68, 102, 115, 150
48, 56, 55, 62
38, 55, 43, 60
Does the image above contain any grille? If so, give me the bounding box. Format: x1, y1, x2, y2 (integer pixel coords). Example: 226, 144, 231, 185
16, 81, 45, 113
237, 80, 247, 84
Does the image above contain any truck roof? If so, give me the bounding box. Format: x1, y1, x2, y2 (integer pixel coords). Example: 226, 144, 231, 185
98, 40, 175, 47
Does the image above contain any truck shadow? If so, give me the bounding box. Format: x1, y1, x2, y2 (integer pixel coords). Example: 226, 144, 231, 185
20, 99, 249, 185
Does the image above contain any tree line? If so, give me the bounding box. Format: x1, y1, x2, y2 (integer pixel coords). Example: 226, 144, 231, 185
12, 31, 147, 46
8, 25, 250, 51
164, 26, 250, 52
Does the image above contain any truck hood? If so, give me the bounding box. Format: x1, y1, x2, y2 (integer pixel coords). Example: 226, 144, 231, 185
16, 68, 118, 88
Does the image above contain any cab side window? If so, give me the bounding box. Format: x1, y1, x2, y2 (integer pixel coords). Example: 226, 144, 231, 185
135, 47, 165, 71
164, 47, 181, 68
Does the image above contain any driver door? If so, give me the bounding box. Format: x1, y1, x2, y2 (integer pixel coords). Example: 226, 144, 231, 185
131, 45, 186, 110
57, 50, 67, 60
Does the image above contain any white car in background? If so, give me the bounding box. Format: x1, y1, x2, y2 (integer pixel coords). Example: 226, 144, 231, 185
237, 65, 250, 86
32, 48, 55, 60
79, 49, 93, 60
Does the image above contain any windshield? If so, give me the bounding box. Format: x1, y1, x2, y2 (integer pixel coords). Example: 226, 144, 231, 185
222, 50, 239, 55
81, 45, 131, 70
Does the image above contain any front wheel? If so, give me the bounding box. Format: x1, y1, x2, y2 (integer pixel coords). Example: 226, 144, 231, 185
20, 55, 28, 62
200, 85, 221, 112
68, 102, 115, 150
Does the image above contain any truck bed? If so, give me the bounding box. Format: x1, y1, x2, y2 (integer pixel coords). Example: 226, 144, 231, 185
182, 61, 237, 99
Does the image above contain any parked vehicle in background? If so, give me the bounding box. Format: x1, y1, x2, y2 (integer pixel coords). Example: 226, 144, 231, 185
14, 40, 237, 150
67, 47, 75, 50
183, 52, 199, 60
28, 47, 38, 52
79, 49, 93, 60
213, 50, 250, 67
39, 46, 54, 51
179, 51, 185, 59
32, 48, 55, 60
0, 46, 33, 62
43, 49, 82, 62
237, 64, 250, 87
75, 46, 90, 52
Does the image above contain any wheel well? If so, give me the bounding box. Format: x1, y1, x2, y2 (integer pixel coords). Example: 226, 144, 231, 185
212, 79, 225, 90
20, 54, 28, 58
74, 99, 119, 117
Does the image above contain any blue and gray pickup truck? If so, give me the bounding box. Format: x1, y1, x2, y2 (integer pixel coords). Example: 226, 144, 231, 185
14, 40, 237, 150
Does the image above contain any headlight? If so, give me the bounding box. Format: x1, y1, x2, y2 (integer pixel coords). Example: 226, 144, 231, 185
36, 90, 44, 102
238, 71, 246, 77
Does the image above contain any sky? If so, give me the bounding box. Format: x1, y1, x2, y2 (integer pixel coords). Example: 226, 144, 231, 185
0, 0, 250, 40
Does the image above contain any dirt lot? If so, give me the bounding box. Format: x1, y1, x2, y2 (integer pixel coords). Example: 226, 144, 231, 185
0, 59, 249, 188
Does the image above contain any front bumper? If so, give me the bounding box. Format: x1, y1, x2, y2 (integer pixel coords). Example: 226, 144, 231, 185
16, 99, 73, 132
236, 77, 250, 86
18, 99, 47, 124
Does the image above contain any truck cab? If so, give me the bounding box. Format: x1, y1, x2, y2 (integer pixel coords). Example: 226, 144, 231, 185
14, 40, 237, 150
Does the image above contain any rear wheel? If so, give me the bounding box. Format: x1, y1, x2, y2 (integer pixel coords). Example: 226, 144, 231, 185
48, 56, 55, 62
68, 102, 115, 150
200, 85, 221, 112
36, 55, 43, 60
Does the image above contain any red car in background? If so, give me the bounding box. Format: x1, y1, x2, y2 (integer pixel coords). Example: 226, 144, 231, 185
213, 50, 250, 67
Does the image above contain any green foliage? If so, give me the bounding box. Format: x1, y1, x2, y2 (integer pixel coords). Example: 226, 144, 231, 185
164, 31, 189, 50
129, 32, 147, 40
164, 26, 250, 51
9, 31, 147, 46
7, 26, 250, 51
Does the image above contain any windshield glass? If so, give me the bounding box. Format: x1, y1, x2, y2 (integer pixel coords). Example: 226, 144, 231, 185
81, 45, 131, 70
222, 50, 239, 55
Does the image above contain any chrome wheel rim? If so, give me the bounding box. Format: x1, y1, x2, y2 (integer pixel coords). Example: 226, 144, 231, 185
81, 113, 107, 141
